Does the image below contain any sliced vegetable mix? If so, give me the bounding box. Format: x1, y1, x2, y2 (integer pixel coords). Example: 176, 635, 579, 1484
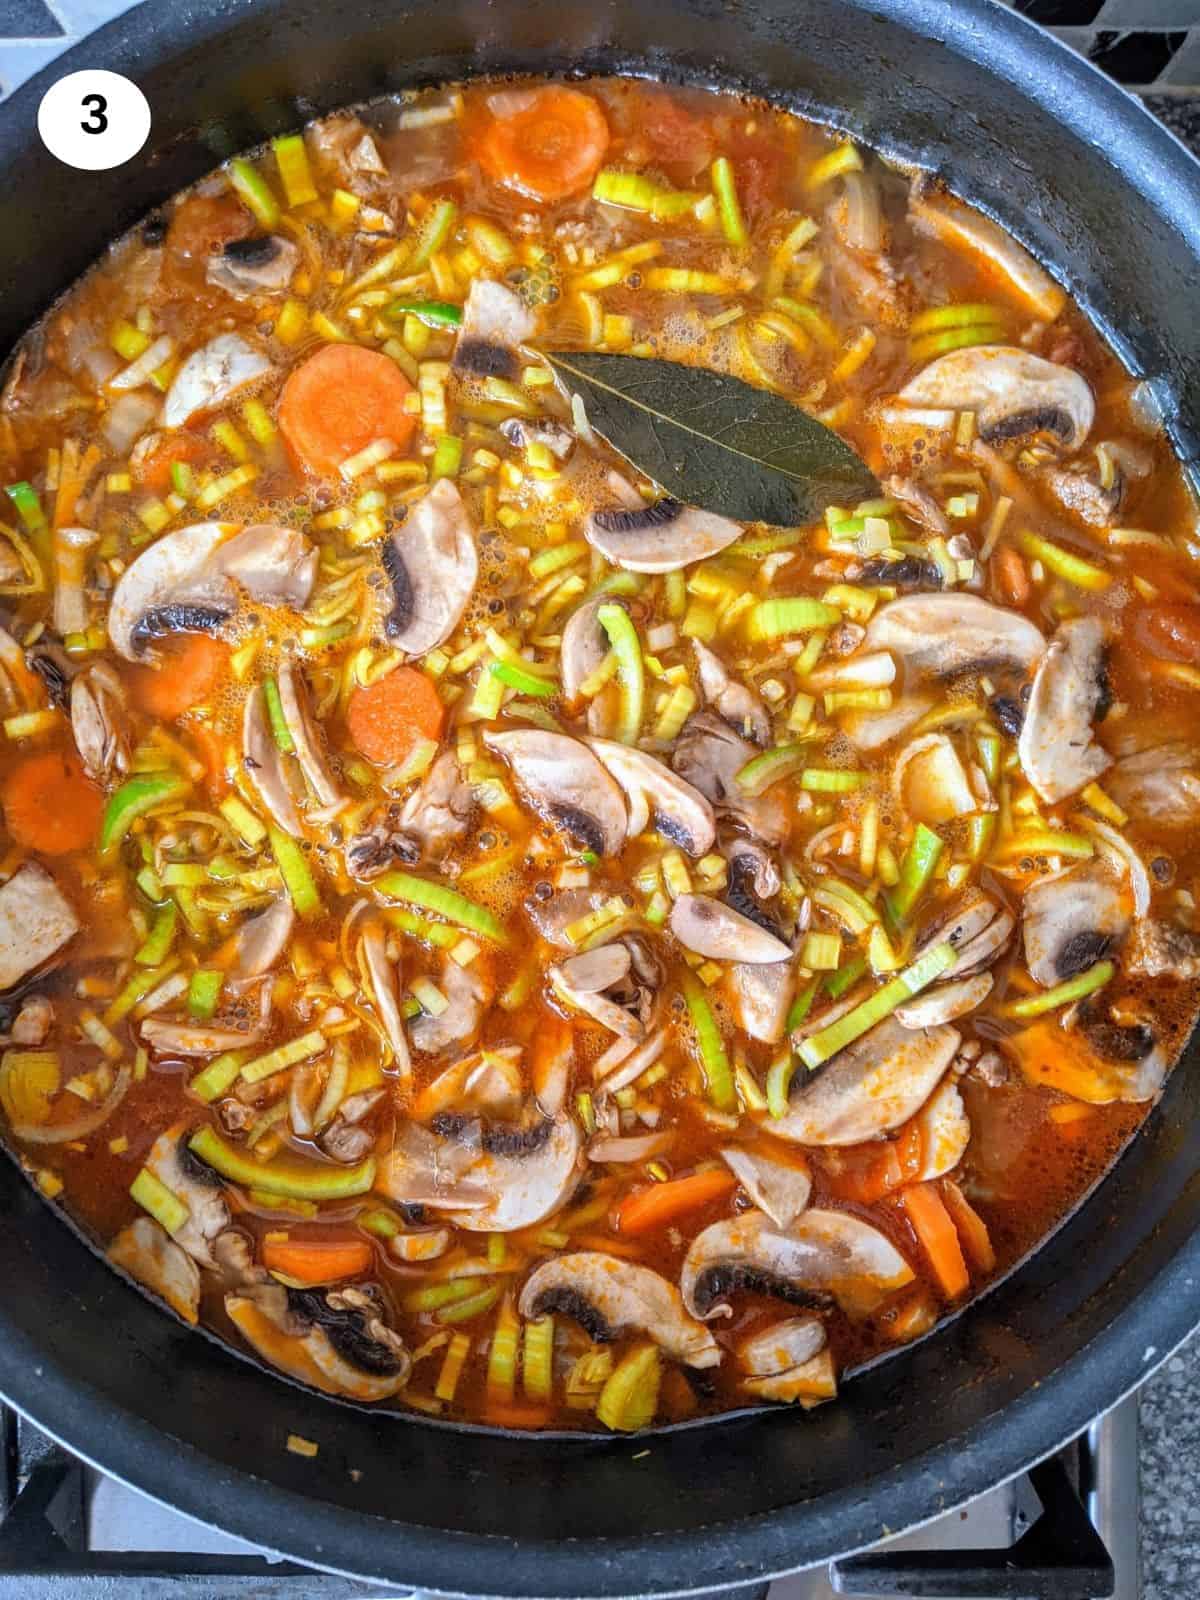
0, 74, 1192, 1435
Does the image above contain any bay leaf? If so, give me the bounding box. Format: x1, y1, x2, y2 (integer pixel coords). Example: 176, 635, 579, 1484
544, 351, 877, 526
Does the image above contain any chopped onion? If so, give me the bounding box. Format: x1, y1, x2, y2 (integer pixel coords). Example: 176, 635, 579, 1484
103, 391, 159, 454
10, 1064, 131, 1144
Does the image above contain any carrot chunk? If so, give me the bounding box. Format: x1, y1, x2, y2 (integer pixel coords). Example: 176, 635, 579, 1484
129, 634, 227, 721
475, 86, 610, 204
261, 1237, 373, 1285
346, 665, 445, 767
613, 1168, 736, 1236
278, 344, 415, 478
899, 1181, 970, 1301
2, 750, 103, 855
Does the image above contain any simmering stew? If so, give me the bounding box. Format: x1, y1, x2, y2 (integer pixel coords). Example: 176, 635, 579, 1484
0, 78, 1196, 1430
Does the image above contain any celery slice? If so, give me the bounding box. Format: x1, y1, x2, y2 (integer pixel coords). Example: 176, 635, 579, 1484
1005, 959, 1113, 1019
188, 1124, 374, 1200
134, 903, 177, 967
262, 677, 295, 752
596, 603, 644, 745
749, 598, 841, 640
797, 941, 957, 1068
596, 1342, 662, 1431
229, 158, 280, 228
376, 870, 509, 946
887, 823, 944, 923
682, 973, 736, 1112
130, 1167, 190, 1236
710, 157, 748, 248
268, 826, 321, 919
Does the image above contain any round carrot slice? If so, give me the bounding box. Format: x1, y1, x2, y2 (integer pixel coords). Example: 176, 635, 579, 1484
129, 633, 227, 721
278, 344, 416, 479
476, 86, 610, 204
346, 665, 445, 766
3, 750, 103, 855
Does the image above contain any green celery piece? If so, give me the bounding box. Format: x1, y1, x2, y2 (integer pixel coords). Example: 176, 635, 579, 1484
262, 677, 295, 753
1006, 959, 1114, 1019
375, 870, 509, 947
268, 826, 321, 919
134, 902, 178, 967
100, 773, 189, 856
798, 941, 958, 1069
597, 603, 644, 745
682, 973, 736, 1112
887, 823, 944, 923
188, 1124, 374, 1199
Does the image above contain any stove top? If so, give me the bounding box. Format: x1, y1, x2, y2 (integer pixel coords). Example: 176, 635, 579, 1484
0, 1394, 1138, 1598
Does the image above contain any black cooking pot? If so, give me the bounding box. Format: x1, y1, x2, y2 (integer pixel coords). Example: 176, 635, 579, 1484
0, 0, 1198, 1591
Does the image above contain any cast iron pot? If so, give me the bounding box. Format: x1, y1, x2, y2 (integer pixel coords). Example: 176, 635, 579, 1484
0, 0, 1198, 1591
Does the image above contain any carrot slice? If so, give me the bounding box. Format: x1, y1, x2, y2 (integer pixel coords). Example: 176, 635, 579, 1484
898, 1181, 970, 1301
133, 432, 212, 497
278, 344, 415, 478
261, 1237, 373, 1285
475, 86, 610, 204
346, 665, 445, 766
941, 1179, 997, 1274
129, 634, 228, 721
613, 1168, 736, 1236
2, 750, 103, 855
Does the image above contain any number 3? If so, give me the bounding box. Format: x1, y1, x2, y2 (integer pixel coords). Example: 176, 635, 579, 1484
80, 93, 108, 135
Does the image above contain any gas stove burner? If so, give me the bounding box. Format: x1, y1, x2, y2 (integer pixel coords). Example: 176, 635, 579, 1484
0, 1398, 1136, 1600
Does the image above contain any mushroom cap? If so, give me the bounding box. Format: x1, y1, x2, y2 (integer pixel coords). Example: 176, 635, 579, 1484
895, 970, 993, 1028
584, 498, 743, 573
108, 1216, 201, 1325
672, 712, 789, 845
453, 278, 536, 381
773, 1014, 960, 1145
1017, 615, 1112, 804
360, 918, 412, 1078
382, 478, 478, 655
409, 954, 489, 1058
912, 1079, 971, 1181
1107, 741, 1200, 828
586, 737, 717, 855
1021, 861, 1129, 988
681, 1208, 915, 1320
230, 895, 296, 981
519, 1251, 721, 1367
484, 728, 628, 856
144, 1125, 230, 1268
863, 593, 1045, 682
108, 520, 235, 660
693, 639, 771, 744
277, 660, 344, 810
727, 959, 796, 1045
895, 346, 1094, 449
670, 893, 793, 963
561, 594, 616, 701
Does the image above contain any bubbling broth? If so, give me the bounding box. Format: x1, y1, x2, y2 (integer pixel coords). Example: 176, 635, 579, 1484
0, 77, 1195, 1430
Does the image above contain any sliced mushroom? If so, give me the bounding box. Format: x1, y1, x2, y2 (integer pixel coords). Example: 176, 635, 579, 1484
382, 478, 478, 654
360, 918, 411, 1080
839, 693, 936, 753
917, 890, 1015, 978
863, 593, 1045, 681
896, 970, 993, 1028
586, 737, 716, 855
669, 894, 792, 963
227, 1282, 410, 1401
26, 638, 75, 709
588, 1130, 675, 1164
523, 887, 613, 949
585, 498, 743, 573
727, 961, 796, 1045
393, 749, 474, 858
561, 594, 617, 727
230, 895, 295, 980
452, 278, 536, 381
277, 660, 344, 811
682, 1208, 914, 1321
519, 1252, 721, 1368
70, 662, 129, 781
0, 863, 80, 991
908, 184, 1066, 322
243, 684, 302, 837
108, 521, 233, 660
1022, 862, 1129, 987
550, 944, 646, 1039
1018, 616, 1111, 804
108, 1217, 201, 1325
1106, 742, 1200, 828
206, 234, 298, 299
499, 415, 574, 460
162, 333, 271, 429
891, 346, 1094, 450
484, 729, 627, 856
412, 1112, 583, 1233
772, 1015, 959, 1146
693, 640, 771, 744
739, 1317, 836, 1407
409, 956, 490, 1057
320, 1087, 385, 1164
912, 1079, 971, 1181
217, 523, 317, 609
141, 1012, 269, 1057
144, 1125, 230, 1268
721, 1146, 811, 1228
672, 712, 789, 846
884, 474, 949, 537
